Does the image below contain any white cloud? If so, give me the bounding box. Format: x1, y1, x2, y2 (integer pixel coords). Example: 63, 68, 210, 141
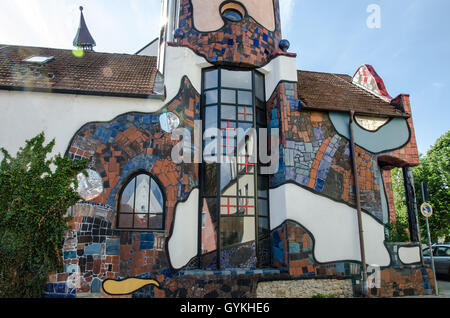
0, 0, 76, 49
0, 0, 161, 54
279, 0, 295, 35
432, 82, 444, 88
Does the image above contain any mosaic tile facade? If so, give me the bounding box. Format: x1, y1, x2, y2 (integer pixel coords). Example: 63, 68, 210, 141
44, 77, 201, 297
268, 82, 385, 221
176, 0, 285, 67
44, 79, 428, 299
274, 220, 434, 298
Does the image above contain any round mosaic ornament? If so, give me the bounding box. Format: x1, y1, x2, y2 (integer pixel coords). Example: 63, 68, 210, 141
77, 169, 104, 201
159, 112, 180, 133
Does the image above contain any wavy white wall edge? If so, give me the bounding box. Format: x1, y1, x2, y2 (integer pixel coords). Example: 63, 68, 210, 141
0, 91, 164, 160
164, 46, 211, 103
167, 189, 199, 270
269, 183, 391, 266
258, 54, 298, 100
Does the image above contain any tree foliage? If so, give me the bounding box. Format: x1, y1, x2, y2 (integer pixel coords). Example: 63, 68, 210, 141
0, 133, 87, 298
413, 130, 450, 242
386, 167, 410, 242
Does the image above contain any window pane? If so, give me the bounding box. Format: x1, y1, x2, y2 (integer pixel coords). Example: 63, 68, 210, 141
120, 178, 135, 213
118, 214, 133, 228
237, 197, 255, 216
221, 89, 236, 104
238, 156, 256, 174
258, 217, 269, 237
238, 106, 253, 122
135, 174, 150, 213
205, 90, 218, 105
222, 9, 243, 22
202, 199, 218, 254
205, 106, 218, 130
221, 162, 237, 196
204, 163, 218, 196
204, 69, 218, 89
221, 69, 252, 90
256, 109, 267, 126
220, 217, 255, 248
221, 105, 236, 121
436, 247, 450, 257
238, 91, 253, 105
220, 197, 237, 215
149, 214, 163, 229
221, 121, 237, 155
238, 174, 255, 196
257, 176, 269, 199
258, 199, 268, 216
134, 214, 148, 229
237, 123, 254, 157
255, 72, 265, 101
150, 179, 163, 213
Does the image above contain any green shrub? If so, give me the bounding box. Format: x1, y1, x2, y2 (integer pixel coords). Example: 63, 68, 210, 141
0, 133, 87, 298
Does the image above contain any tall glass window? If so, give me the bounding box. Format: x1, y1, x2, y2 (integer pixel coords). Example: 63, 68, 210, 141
201, 68, 270, 269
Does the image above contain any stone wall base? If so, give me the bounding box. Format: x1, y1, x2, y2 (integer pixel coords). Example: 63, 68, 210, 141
256, 279, 354, 298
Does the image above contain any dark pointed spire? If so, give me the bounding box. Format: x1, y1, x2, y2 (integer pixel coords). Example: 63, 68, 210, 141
73, 6, 96, 51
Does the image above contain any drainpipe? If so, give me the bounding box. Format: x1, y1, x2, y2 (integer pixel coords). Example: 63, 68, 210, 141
349, 111, 368, 297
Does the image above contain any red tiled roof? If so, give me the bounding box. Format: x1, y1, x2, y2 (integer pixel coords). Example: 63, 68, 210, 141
297, 70, 409, 118
0, 45, 159, 97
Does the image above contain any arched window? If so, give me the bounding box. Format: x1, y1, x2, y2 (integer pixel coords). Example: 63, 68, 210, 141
220, 2, 246, 22
222, 9, 243, 22
117, 173, 164, 230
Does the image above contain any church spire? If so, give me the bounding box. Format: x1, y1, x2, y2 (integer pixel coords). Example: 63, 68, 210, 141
73, 6, 96, 51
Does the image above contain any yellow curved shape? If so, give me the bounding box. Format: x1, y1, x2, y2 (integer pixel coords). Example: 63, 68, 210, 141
103, 278, 160, 295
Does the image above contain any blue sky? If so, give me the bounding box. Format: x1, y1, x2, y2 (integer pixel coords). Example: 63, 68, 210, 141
0, 0, 448, 154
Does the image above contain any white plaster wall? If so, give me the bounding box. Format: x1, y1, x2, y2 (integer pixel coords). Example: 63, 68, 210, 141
269, 183, 391, 267
0, 90, 164, 159
164, 45, 297, 104
164, 45, 212, 103
258, 55, 298, 100
167, 189, 199, 269
0, 46, 212, 160
136, 39, 159, 57
398, 246, 421, 265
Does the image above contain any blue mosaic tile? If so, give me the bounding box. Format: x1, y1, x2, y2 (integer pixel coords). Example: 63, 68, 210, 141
106, 238, 120, 256
91, 278, 101, 293
84, 243, 102, 255
140, 233, 154, 250
44, 283, 54, 293
93, 125, 113, 144
63, 250, 76, 260
289, 243, 300, 254
55, 283, 67, 294
314, 179, 326, 192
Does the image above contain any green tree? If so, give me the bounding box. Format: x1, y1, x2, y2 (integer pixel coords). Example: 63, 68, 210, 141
386, 167, 410, 242
0, 133, 87, 298
413, 131, 450, 242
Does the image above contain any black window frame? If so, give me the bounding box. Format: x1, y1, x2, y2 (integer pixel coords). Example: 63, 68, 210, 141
199, 66, 271, 269
116, 170, 166, 232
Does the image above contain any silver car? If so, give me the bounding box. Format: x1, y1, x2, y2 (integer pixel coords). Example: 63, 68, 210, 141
423, 244, 450, 277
